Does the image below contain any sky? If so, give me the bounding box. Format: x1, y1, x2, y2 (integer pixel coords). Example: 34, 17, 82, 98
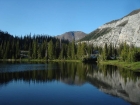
0, 0, 140, 36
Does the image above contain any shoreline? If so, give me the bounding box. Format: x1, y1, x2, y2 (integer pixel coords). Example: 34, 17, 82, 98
1, 59, 140, 71
99, 60, 140, 71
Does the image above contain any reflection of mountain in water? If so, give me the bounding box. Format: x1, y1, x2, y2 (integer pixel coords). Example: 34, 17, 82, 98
87, 65, 140, 105
0, 62, 140, 104
60, 76, 85, 86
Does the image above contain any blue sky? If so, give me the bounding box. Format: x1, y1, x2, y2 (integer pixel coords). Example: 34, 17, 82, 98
0, 0, 140, 36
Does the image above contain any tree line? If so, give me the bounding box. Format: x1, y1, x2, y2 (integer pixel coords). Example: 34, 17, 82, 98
98, 43, 140, 62
0, 30, 140, 62
0, 30, 93, 60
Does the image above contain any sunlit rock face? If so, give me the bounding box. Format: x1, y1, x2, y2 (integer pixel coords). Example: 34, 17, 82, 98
87, 68, 140, 105
82, 9, 140, 47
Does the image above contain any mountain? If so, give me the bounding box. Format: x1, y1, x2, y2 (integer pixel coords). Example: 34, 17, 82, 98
56, 31, 86, 42
80, 9, 140, 47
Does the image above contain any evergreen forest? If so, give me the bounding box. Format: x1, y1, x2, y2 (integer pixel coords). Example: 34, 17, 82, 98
0, 30, 140, 62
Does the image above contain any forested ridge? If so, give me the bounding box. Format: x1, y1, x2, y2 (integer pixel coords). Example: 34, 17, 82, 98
0, 30, 93, 60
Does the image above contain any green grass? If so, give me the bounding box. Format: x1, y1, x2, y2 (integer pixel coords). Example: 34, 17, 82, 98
99, 60, 140, 71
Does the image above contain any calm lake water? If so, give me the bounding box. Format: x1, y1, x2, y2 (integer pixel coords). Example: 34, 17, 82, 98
0, 62, 140, 105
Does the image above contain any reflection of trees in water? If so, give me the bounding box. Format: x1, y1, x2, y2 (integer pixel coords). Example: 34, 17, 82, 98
119, 68, 140, 83
0, 62, 140, 85
87, 64, 140, 105
0, 62, 88, 85
1, 62, 140, 104
97, 64, 140, 82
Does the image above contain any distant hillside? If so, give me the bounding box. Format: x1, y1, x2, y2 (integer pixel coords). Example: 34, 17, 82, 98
0, 30, 14, 41
79, 9, 140, 47
56, 31, 86, 42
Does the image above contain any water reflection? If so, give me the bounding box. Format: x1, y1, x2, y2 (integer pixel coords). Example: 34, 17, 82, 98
87, 64, 140, 105
0, 62, 88, 85
0, 62, 140, 104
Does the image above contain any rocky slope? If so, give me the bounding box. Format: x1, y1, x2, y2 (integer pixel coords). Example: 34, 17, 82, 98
56, 31, 86, 42
80, 9, 140, 47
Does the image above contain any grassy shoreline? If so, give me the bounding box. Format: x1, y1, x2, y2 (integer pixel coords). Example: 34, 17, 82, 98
99, 60, 140, 71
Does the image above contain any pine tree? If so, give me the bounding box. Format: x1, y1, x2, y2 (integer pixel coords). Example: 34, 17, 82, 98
32, 40, 37, 59
15, 41, 19, 59
4, 41, 10, 59
59, 45, 64, 59
120, 42, 128, 61
28, 43, 32, 59
0, 44, 2, 59
44, 41, 48, 60
67, 43, 71, 59
48, 40, 54, 60
108, 43, 113, 57
127, 45, 137, 62
11, 40, 15, 59
77, 43, 82, 59
55, 40, 60, 59
37, 47, 41, 59
103, 43, 108, 61
81, 42, 87, 57
71, 41, 76, 59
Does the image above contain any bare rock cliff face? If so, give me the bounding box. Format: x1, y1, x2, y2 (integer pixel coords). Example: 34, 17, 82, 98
82, 9, 140, 47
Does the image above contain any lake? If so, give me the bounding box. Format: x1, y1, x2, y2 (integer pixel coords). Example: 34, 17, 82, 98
0, 62, 140, 105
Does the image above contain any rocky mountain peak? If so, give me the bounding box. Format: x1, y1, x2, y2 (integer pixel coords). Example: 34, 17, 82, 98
56, 31, 86, 42
80, 9, 140, 47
